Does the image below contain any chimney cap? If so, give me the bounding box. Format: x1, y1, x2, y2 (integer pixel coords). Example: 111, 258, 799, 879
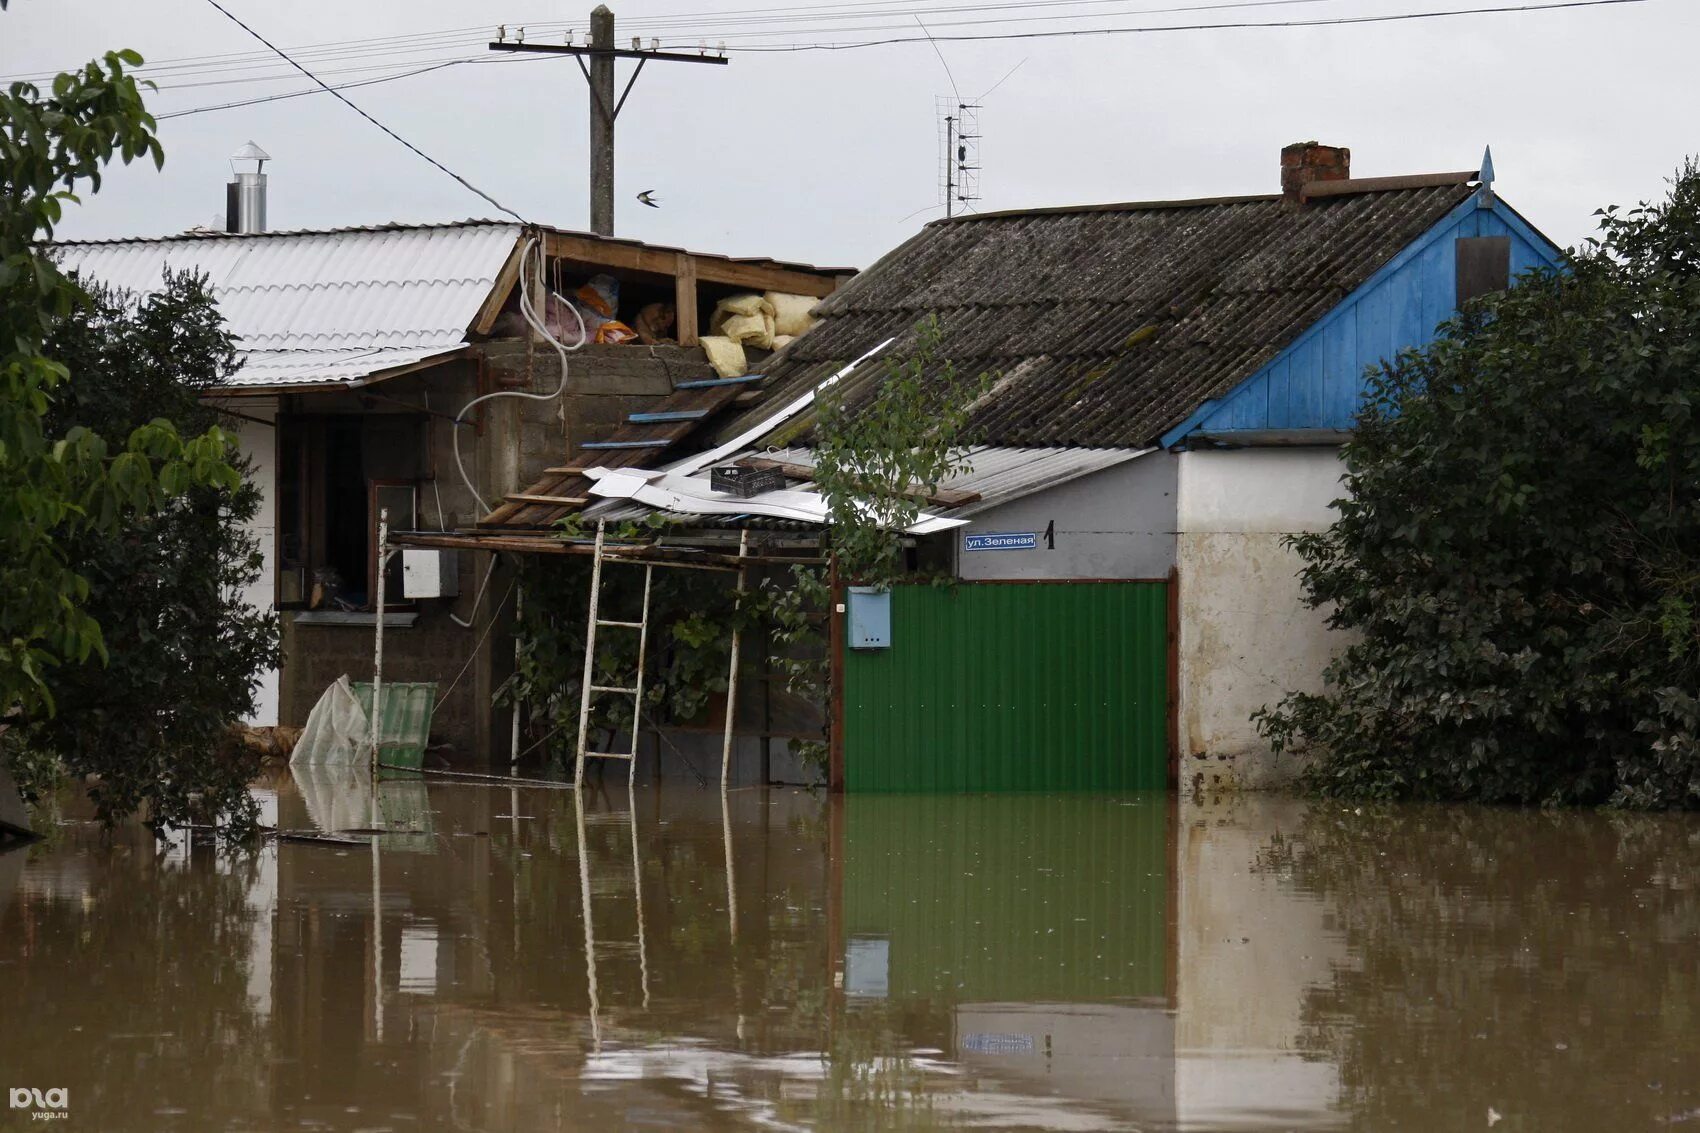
231, 140, 271, 169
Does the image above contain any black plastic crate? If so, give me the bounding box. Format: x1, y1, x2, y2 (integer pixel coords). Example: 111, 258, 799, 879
710, 464, 787, 498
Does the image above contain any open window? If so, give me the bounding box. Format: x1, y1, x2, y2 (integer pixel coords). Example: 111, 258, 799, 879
276, 414, 424, 611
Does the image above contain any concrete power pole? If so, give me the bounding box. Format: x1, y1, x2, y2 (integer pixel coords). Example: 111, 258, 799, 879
488, 9, 727, 238
588, 5, 616, 237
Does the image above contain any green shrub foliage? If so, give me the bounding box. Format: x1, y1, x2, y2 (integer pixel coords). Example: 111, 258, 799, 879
1258, 166, 1700, 808
6, 273, 278, 829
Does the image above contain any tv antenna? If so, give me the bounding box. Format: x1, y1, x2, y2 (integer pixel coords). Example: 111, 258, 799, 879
938, 98, 981, 218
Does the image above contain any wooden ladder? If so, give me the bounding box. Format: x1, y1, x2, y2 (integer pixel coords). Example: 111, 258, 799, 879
574, 520, 654, 789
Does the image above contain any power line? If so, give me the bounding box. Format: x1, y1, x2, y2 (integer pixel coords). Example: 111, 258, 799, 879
196, 0, 528, 224
3, 0, 1653, 95
156, 58, 479, 120
155, 54, 563, 120
616, 0, 1340, 30
717, 0, 1655, 49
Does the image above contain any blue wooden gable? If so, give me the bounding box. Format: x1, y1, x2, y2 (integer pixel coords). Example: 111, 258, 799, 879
1161, 188, 1563, 448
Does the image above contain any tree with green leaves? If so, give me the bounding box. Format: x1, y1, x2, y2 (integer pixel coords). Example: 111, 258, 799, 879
762, 315, 993, 766
6, 274, 279, 828
3, 48, 247, 824
1258, 165, 1700, 808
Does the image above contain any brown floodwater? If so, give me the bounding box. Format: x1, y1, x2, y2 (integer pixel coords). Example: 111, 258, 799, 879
3, 772, 1699, 1132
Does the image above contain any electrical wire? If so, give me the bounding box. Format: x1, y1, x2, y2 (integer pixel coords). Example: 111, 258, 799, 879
5, 0, 1648, 89
714, 0, 1654, 49
197, 0, 529, 223
156, 58, 478, 120
448, 237, 586, 629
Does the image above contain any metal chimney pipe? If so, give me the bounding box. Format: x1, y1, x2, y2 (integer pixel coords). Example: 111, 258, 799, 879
228, 141, 271, 233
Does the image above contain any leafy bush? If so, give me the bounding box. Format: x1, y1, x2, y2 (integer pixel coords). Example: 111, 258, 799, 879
5, 274, 278, 829
1258, 166, 1700, 808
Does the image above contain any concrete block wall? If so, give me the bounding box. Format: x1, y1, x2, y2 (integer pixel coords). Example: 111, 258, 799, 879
478, 340, 717, 481
1175, 447, 1351, 789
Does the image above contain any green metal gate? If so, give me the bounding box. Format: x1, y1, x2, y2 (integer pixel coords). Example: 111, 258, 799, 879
842, 581, 1169, 792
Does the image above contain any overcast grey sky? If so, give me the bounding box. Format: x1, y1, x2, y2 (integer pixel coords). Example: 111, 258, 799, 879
3, 0, 1694, 267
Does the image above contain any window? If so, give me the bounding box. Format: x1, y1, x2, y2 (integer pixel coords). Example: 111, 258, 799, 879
276, 414, 424, 611
1456, 236, 1512, 306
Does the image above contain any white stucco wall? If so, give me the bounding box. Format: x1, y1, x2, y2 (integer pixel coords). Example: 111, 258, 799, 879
229, 400, 280, 726
1176, 448, 1346, 789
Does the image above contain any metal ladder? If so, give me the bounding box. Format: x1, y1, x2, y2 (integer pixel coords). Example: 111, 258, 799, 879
575, 520, 654, 789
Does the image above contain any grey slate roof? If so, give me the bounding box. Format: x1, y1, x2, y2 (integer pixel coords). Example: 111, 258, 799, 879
720, 182, 1477, 448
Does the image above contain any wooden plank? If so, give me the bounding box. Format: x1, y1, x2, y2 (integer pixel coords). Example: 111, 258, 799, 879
582, 439, 670, 450
738, 457, 981, 508
544, 231, 838, 298
485, 376, 755, 529
697, 258, 838, 298
471, 240, 526, 335
1301, 170, 1476, 200
675, 253, 699, 347
504, 493, 589, 506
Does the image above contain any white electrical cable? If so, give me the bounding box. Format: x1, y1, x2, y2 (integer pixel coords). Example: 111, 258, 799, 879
448, 235, 587, 629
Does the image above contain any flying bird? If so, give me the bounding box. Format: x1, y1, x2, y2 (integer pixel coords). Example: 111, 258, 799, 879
637, 190, 660, 208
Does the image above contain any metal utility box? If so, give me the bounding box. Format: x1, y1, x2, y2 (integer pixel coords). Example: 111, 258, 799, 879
401, 548, 459, 599
847, 587, 891, 650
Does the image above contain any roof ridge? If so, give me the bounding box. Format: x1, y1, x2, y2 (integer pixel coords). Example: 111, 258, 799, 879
933, 175, 1474, 225
50, 218, 519, 247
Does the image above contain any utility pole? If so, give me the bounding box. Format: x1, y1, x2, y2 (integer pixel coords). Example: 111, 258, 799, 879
588, 7, 615, 236
490, 8, 728, 237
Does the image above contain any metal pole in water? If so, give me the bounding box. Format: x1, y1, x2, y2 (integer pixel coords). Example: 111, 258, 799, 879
371, 508, 389, 785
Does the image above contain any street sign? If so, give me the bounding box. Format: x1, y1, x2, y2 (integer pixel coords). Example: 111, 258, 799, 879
963, 531, 1037, 552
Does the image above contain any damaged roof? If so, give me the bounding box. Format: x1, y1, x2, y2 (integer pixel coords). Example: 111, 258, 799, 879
49, 219, 851, 392
717, 181, 1479, 448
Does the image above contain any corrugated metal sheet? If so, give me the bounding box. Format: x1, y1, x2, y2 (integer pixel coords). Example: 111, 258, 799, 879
843, 582, 1168, 792
843, 793, 1169, 1001
751, 445, 1149, 517
549, 446, 1147, 534
51, 221, 520, 388
234, 345, 466, 388
719, 183, 1479, 448
351, 681, 437, 770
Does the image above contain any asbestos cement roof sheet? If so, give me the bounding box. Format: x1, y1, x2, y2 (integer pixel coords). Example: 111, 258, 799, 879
716, 183, 1478, 448
51, 221, 522, 388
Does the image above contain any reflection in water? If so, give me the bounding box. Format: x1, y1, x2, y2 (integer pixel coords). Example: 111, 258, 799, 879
2, 779, 1698, 1130
1263, 801, 1700, 1131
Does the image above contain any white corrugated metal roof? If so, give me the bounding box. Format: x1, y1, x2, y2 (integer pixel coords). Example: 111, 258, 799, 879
750, 446, 1150, 516
588, 445, 1148, 528
51, 221, 520, 389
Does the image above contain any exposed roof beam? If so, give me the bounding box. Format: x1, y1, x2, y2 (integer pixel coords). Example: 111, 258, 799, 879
543, 231, 838, 298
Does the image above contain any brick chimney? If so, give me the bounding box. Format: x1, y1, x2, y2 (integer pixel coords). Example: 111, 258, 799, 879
1281, 141, 1350, 203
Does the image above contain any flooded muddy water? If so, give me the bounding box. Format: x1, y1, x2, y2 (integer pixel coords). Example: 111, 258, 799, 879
3, 774, 1699, 1131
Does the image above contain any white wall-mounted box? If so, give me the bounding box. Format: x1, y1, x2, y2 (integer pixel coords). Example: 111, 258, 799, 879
401, 548, 459, 599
